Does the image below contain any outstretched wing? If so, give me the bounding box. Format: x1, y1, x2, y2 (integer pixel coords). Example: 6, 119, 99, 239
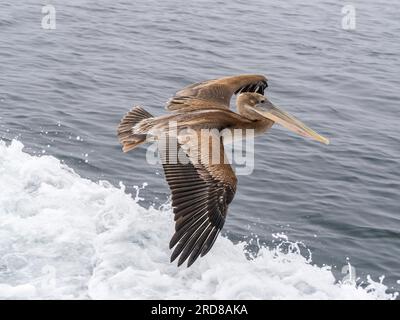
160, 130, 237, 267
166, 74, 268, 112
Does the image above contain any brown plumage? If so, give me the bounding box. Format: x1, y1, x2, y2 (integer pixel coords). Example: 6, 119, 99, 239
166, 74, 267, 112
117, 74, 329, 267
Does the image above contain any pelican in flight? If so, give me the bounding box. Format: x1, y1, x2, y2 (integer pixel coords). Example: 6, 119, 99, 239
118, 75, 329, 267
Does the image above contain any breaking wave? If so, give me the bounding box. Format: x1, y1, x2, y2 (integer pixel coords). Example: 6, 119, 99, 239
0, 140, 397, 299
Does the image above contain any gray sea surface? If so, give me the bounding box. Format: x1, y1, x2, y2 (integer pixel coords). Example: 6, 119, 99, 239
1, 0, 399, 293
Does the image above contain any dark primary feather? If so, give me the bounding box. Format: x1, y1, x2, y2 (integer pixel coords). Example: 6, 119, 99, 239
161, 133, 237, 267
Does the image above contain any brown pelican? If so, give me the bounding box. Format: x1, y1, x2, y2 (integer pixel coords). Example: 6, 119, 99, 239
118, 75, 329, 267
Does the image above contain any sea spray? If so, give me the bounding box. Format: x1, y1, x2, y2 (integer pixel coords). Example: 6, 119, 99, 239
0, 140, 397, 300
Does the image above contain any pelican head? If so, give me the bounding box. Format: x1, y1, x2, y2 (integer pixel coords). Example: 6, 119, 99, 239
236, 92, 329, 145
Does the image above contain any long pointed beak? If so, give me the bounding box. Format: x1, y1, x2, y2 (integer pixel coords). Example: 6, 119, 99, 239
255, 104, 330, 145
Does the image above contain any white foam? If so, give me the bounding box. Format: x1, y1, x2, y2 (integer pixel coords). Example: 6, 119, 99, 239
0, 140, 397, 300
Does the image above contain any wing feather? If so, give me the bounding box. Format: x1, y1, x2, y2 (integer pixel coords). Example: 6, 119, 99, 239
161, 131, 237, 267
166, 74, 268, 112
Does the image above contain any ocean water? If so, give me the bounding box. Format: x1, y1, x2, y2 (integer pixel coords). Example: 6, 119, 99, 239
0, 140, 396, 299
0, 0, 399, 299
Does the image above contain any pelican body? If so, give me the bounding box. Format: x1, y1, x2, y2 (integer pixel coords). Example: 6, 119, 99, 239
118, 75, 329, 267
